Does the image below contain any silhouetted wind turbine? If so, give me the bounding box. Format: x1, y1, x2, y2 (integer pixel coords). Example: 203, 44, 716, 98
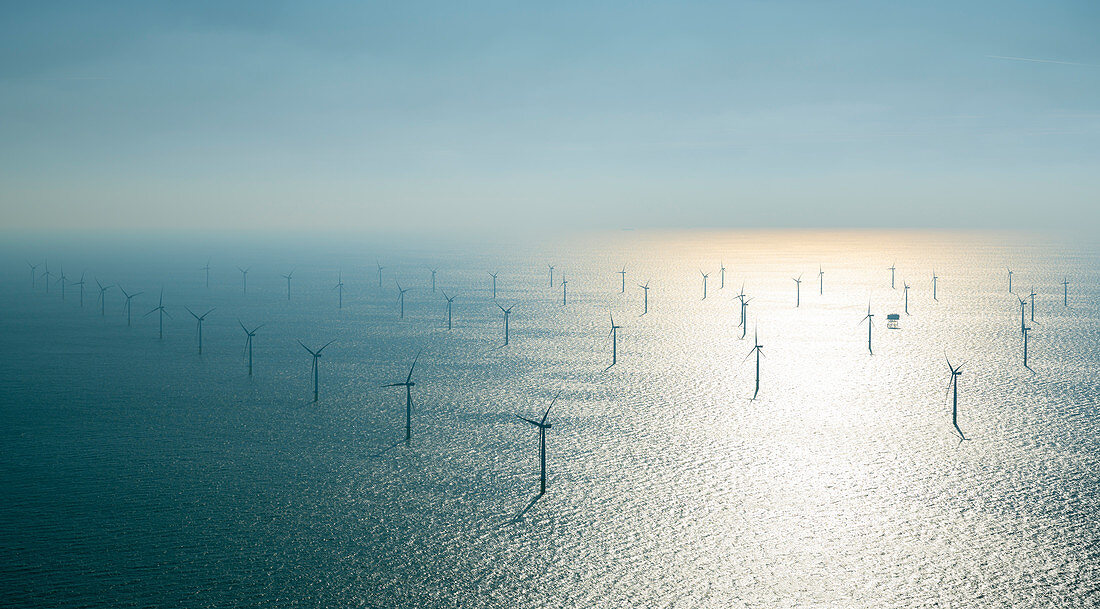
608, 310, 622, 366
498, 302, 515, 345
860, 302, 875, 355
888, 262, 896, 289
1062, 277, 1069, 307
700, 270, 709, 300
96, 280, 113, 316
239, 320, 263, 376
428, 267, 438, 293
201, 259, 210, 288
793, 274, 802, 307
1028, 288, 1036, 322
818, 266, 824, 295
561, 275, 568, 305
736, 284, 746, 327
145, 289, 170, 339
547, 264, 554, 288
1007, 267, 1013, 293
238, 267, 249, 294
639, 281, 650, 315
1016, 296, 1027, 334
185, 306, 214, 354
384, 351, 420, 444
517, 391, 560, 495
489, 272, 499, 299
282, 270, 294, 301
376, 261, 385, 288
26, 261, 39, 288
396, 281, 410, 318
618, 266, 626, 293
720, 261, 726, 289
41, 261, 52, 294
72, 272, 86, 308
903, 281, 910, 315
744, 326, 764, 400
441, 290, 457, 330
333, 271, 345, 309
740, 296, 752, 340
119, 286, 143, 327
945, 355, 966, 440
932, 270, 938, 301
56, 264, 68, 300
297, 339, 334, 402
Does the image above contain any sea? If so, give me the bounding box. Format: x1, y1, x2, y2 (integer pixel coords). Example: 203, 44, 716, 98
1, 229, 1097, 608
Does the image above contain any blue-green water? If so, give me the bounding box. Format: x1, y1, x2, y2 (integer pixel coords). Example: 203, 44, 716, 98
1, 230, 1098, 607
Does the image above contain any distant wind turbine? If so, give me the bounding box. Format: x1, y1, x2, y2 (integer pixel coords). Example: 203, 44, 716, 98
744, 326, 764, 400
932, 270, 938, 301
547, 264, 554, 288
26, 261, 39, 288
793, 274, 802, 307
185, 306, 215, 354
860, 301, 875, 355
201, 259, 211, 288
72, 272, 86, 308
1016, 296, 1027, 334
56, 265, 68, 300
41, 261, 52, 294
945, 355, 967, 441
617, 266, 626, 293
238, 267, 250, 294
517, 391, 560, 495
561, 275, 568, 305
720, 261, 726, 289
384, 351, 421, 444
903, 281, 910, 315
608, 310, 622, 367
96, 279, 113, 316
282, 270, 294, 301
700, 270, 709, 300
498, 302, 515, 346
428, 267, 438, 293
639, 281, 650, 315
239, 320, 263, 376
333, 271, 345, 309
396, 280, 410, 318
1007, 267, 1013, 293
736, 284, 747, 327
1022, 325, 1032, 371
145, 289, 170, 339
740, 296, 752, 340
888, 262, 896, 289
1028, 288, 1037, 322
441, 290, 457, 330
1062, 277, 1069, 307
818, 266, 824, 295
376, 261, 385, 288
119, 286, 143, 327
297, 339, 335, 402
489, 272, 499, 300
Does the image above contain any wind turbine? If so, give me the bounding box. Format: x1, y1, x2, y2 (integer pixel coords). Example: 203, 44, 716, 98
1007, 267, 1013, 293
119, 286, 143, 327
700, 270, 709, 300
396, 280, 410, 318
239, 320, 263, 376
282, 270, 294, 301
384, 351, 421, 444
201, 259, 211, 288
860, 301, 875, 355
792, 274, 802, 307
441, 290, 457, 330
639, 281, 650, 315
41, 261, 52, 293
888, 262, 896, 289
497, 302, 515, 346
561, 275, 568, 305
608, 310, 622, 366
740, 295, 752, 340
297, 339, 335, 402
818, 266, 824, 295
547, 264, 554, 288
238, 267, 250, 294
1016, 296, 1027, 334
903, 281, 910, 315
489, 272, 499, 300
376, 261, 385, 288
26, 261, 39, 288
617, 267, 626, 293
744, 326, 764, 400
145, 289, 170, 339
56, 265, 68, 300
333, 271, 345, 309
428, 267, 438, 292
96, 279, 113, 316
1028, 288, 1037, 322
736, 284, 747, 327
720, 261, 726, 289
72, 272, 86, 308
932, 270, 938, 301
185, 306, 215, 354
1062, 277, 1069, 307
945, 355, 967, 440
1022, 325, 1032, 371
517, 391, 560, 495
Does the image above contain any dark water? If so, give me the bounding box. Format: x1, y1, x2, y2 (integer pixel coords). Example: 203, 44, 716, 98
1, 230, 1098, 607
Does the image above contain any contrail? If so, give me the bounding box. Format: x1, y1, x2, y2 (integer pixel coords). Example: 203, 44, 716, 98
986, 55, 1096, 67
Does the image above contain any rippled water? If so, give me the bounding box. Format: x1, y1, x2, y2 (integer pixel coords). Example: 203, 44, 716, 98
1, 230, 1098, 607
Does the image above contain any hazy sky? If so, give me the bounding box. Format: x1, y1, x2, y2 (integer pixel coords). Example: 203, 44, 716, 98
2, 1, 1097, 232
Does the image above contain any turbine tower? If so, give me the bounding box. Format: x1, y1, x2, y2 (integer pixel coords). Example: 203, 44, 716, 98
745, 327, 764, 400
238, 267, 250, 294
333, 271, 345, 309
888, 262, 896, 289
700, 270, 709, 300
793, 274, 802, 307
119, 286, 143, 327
282, 270, 294, 301
608, 310, 622, 366
441, 290, 457, 330
384, 351, 421, 444
498, 302, 515, 345
145, 289, 170, 339
298, 339, 335, 402
639, 281, 650, 315
860, 302, 875, 355
946, 355, 966, 440
618, 267, 626, 293
239, 320, 263, 376
517, 391, 560, 495
396, 281, 410, 319
184, 306, 215, 354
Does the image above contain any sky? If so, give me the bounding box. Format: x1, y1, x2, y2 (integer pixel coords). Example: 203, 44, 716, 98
1, 1, 1097, 233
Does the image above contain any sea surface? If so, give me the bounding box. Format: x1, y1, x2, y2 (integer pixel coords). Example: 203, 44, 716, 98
1, 229, 1098, 608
